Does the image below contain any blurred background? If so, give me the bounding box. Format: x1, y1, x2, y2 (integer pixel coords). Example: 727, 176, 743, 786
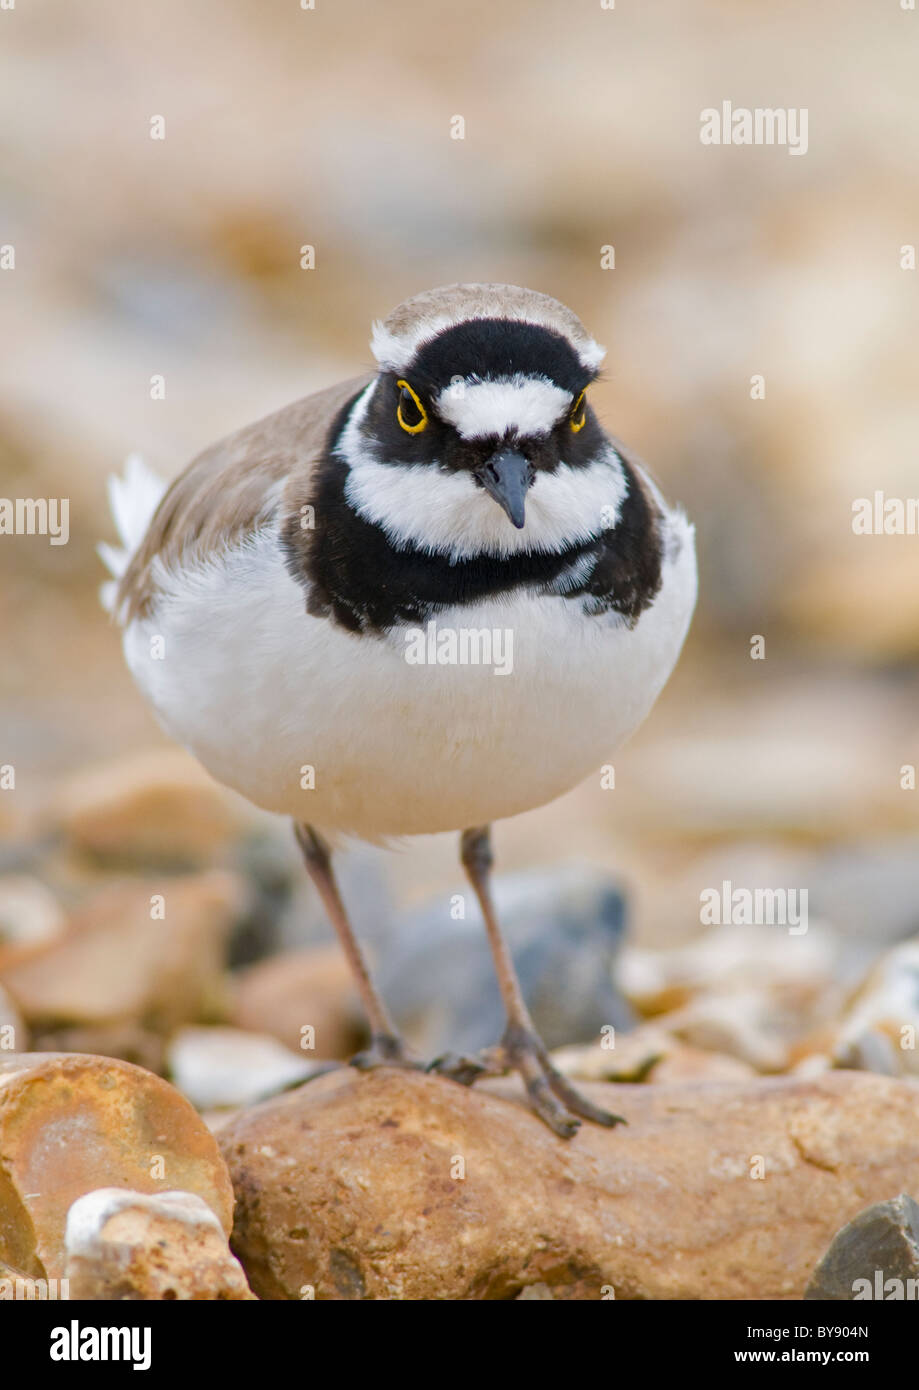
0, 0, 917, 1087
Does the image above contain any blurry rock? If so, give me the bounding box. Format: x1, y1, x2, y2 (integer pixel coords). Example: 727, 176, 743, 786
0, 876, 66, 949
279, 844, 396, 953
224, 830, 294, 968
27, 1022, 164, 1074
0, 1256, 29, 1287
0, 982, 27, 1052
810, 838, 919, 968
0, 873, 240, 1037
620, 921, 837, 1017
516, 1283, 555, 1300
831, 939, 919, 1077
167, 1025, 322, 1110
0, 1052, 234, 1279
834, 1030, 899, 1077
201, 1108, 242, 1135
661, 990, 793, 1072
805, 1195, 919, 1301
649, 1045, 758, 1085
228, 837, 396, 966
623, 730, 903, 843
53, 749, 251, 868
378, 865, 634, 1056
220, 1067, 919, 1301
789, 555, 919, 664
551, 1025, 671, 1083
231, 944, 364, 1060
65, 1188, 254, 1300
790, 1052, 834, 1079
552, 1025, 756, 1085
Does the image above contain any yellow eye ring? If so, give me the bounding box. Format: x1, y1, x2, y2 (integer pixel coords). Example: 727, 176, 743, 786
570, 390, 587, 433
396, 379, 428, 434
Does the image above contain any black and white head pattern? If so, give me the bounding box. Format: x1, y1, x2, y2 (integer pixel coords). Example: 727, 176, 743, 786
284, 285, 665, 634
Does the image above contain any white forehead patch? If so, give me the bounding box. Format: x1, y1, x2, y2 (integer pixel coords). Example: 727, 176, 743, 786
435, 375, 573, 441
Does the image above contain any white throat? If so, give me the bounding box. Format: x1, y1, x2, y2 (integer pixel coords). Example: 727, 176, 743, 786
337, 385, 628, 563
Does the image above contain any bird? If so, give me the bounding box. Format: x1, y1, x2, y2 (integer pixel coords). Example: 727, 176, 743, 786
99, 283, 697, 1138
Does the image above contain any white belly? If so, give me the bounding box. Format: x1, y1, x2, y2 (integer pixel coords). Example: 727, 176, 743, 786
123, 523, 696, 838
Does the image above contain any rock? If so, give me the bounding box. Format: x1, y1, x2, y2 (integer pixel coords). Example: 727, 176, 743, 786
551, 1025, 756, 1084
227, 837, 396, 968
231, 944, 365, 1060
0, 1257, 28, 1287
27, 1022, 165, 1074
832, 940, 919, 1078
0, 982, 27, 1053
52, 749, 251, 868
219, 1066, 919, 1300
621, 718, 911, 843
805, 1194, 919, 1301
644, 1044, 757, 1085
0, 876, 66, 950
810, 839, 919, 967
224, 830, 295, 969
833, 1030, 900, 1077
377, 865, 635, 1056
64, 1188, 254, 1300
619, 920, 837, 1018
275, 843, 396, 954
167, 1026, 322, 1111
660, 990, 795, 1073
0, 1052, 234, 1280
0, 873, 240, 1037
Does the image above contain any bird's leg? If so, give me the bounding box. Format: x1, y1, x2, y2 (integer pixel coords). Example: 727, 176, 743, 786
293, 823, 421, 1070
430, 826, 626, 1139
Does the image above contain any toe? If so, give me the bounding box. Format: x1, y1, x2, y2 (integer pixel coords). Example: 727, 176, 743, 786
523, 1073, 581, 1139
427, 1052, 488, 1085
543, 1067, 627, 1127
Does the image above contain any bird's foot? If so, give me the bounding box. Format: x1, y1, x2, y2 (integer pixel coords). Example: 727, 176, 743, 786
349, 1032, 425, 1072
429, 1022, 627, 1139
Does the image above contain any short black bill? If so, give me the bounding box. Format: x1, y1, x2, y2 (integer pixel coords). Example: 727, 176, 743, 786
476, 449, 532, 529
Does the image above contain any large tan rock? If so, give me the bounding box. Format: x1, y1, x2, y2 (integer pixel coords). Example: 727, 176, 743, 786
220, 1067, 919, 1300
231, 944, 364, 1060
52, 749, 251, 868
0, 1053, 234, 1280
0, 873, 239, 1038
64, 1188, 254, 1300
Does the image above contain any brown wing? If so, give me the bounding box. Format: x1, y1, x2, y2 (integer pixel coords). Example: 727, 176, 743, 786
116, 373, 373, 622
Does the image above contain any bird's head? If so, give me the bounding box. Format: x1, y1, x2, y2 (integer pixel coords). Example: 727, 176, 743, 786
337, 284, 621, 563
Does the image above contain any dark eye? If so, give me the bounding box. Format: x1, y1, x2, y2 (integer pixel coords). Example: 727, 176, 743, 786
570, 390, 587, 433
396, 379, 428, 434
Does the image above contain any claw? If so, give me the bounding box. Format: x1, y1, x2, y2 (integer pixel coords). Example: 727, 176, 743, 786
428, 1044, 507, 1086
429, 1023, 626, 1137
